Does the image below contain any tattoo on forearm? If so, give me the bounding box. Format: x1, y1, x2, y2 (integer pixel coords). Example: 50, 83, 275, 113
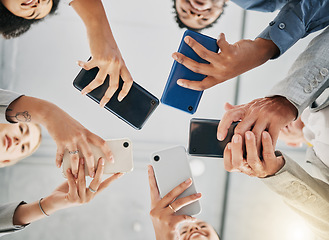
6, 109, 31, 122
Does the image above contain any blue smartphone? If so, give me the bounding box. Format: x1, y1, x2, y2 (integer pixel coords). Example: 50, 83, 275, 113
161, 30, 219, 114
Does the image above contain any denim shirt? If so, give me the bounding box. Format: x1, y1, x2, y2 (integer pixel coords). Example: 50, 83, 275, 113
232, 0, 329, 58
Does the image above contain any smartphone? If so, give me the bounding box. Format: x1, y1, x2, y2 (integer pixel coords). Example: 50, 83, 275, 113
188, 118, 239, 158
73, 63, 159, 130
151, 146, 201, 216
62, 138, 133, 177
161, 30, 219, 114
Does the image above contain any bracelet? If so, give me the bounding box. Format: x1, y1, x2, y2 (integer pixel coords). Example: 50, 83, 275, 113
38, 198, 49, 217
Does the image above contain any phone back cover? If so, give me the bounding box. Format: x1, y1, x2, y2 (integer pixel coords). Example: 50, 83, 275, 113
161, 30, 219, 114
151, 146, 201, 216
188, 118, 238, 158
62, 138, 134, 177
73, 66, 159, 130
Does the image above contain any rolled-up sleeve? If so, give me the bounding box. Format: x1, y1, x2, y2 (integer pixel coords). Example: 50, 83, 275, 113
0, 89, 23, 124
0, 202, 28, 237
258, 0, 329, 58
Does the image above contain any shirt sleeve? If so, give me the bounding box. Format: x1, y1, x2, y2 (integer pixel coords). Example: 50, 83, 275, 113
266, 26, 329, 117
257, 0, 329, 58
0, 89, 23, 124
0, 202, 29, 237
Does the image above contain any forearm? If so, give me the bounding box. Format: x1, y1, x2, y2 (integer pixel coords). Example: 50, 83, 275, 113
71, 0, 116, 44
6, 96, 66, 126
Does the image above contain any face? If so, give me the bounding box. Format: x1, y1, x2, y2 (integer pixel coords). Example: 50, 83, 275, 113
279, 117, 305, 147
1, 0, 53, 20
175, 0, 226, 29
179, 220, 220, 240
0, 122, 41, 165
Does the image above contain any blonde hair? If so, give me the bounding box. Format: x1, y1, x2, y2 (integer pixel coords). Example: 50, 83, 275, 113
0, 123, 42, 168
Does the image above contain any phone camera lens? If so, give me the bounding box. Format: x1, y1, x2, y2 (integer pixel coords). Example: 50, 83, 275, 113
123, 142, 129, 148
151, 100, 156, 105
192, 148, 196, 152
188, 106, 193, 111
154, 155, 160, 161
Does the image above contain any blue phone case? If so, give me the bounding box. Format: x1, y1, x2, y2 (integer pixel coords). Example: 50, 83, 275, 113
161, 30, 219, 114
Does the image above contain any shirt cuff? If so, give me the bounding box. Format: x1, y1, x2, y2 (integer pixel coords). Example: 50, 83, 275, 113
257, 3, 305, 58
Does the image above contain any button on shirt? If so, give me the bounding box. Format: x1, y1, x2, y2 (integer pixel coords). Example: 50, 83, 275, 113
232, 0, 329, 58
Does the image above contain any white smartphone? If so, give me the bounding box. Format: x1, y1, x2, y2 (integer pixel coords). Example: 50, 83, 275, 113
62, 138, 134, 177
150, 146, 201, 216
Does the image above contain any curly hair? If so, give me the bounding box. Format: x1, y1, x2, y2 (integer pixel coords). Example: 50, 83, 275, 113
172, 0, 226, 32
0, 0, 60, 39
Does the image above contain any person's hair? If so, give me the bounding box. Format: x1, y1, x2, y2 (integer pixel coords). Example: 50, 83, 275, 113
172, 0, 227, 32
0, 0, 60, 39
0, 123, 42, 168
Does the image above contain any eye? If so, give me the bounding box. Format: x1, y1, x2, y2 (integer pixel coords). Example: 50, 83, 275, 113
180, 230, 187, 235
21, 144, 25, 153
181, 8, 187, 13
200, 225, 207, 228
202, 18, 209, 21
19, 125, 24, 133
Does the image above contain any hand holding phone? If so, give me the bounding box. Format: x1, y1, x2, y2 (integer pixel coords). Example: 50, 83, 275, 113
73, 63, 159, 130
62, 138, 133, 177
150, 146, 201, 216
161, 30, 219, 114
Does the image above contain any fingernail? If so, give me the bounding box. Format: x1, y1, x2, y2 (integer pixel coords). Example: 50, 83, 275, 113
263, 131, 269, 139
217, 133, 224, 141
184, 36, 190, 44
56, 162, 60, 168
227, 143, 231, 150
185, 178, 192, 184
77, 61, 81, 66
80, 158, 84, 165
100, 103, 105, 108
91, 171, 95, 178
100, 158, 105, 165
81, 91, 86, 96
109, 156, 114, 163
118, 95, 123, 102
172, 54, 178, 61
233, 135, 240, 143
246, 132, 251, 140
74, 173, 78, 178
177, 80, 183, 87
195, 193, 202, 198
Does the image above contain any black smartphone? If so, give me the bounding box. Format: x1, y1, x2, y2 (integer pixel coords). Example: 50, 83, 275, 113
73, 64, 159, 130
188, 118, 239, 158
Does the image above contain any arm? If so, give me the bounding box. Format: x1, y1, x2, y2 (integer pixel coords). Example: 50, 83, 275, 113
148, 165, 201, 240
224, 131, 329, 239
71, 0, 133, 106
12, 158, 123, 226
217, 26, 329, 151
172, 0, 329, 91
5, 95, 113, 178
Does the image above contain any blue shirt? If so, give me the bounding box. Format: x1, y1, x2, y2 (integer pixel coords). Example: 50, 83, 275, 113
232, 0, 329, 58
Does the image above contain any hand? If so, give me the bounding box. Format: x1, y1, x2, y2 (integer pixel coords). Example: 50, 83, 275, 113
279, 116, 306, 147
223, 131, 285, 178
217, 96, 298, 153
72, 0, 133, 107
45, 106, 113, 178
148, 165, 201, 240
43, 157, 123, 215
172, 34, 279, 91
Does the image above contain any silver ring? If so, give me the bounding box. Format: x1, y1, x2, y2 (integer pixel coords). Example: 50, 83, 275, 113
168, 204, 176, 213
88, 186, 97, 193
69, 150, 79, 155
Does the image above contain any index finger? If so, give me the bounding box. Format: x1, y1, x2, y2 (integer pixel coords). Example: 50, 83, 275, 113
118, 66, 133, 102
88, 134, 113, 163
78, 140, 95, 178
148, 165, 161, 206
184, 36, 218, 61
81, 67, 108, 95
217, 108, 244, 141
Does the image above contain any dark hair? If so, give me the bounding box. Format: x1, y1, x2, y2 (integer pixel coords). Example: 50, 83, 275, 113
0, 0, 60, 39
172, 0, 226, 32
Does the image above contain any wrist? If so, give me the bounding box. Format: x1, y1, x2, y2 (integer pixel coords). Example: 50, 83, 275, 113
254, 38, 279, 60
